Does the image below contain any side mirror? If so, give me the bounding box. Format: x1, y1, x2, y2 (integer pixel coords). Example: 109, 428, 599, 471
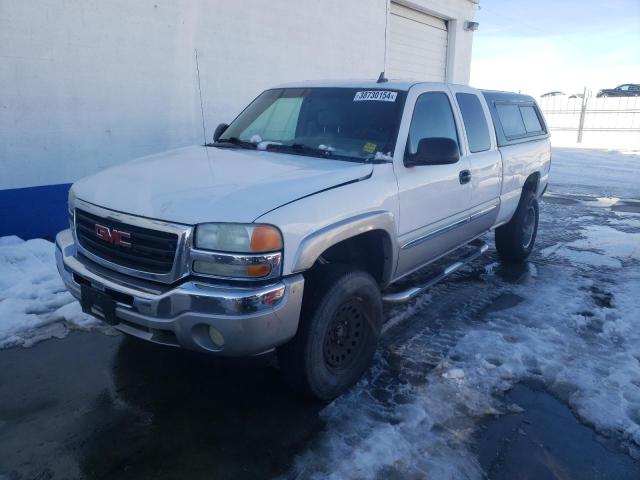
405, 137, 460, 167
213, 123, 229, 142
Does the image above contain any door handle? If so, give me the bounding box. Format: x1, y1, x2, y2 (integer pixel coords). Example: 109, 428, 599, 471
459, 170, 471, 185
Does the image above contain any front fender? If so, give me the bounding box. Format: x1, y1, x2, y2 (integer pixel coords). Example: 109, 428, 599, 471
253, 162, 401, 283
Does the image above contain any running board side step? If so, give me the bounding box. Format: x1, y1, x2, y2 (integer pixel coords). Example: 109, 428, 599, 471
382, 240, 489, 304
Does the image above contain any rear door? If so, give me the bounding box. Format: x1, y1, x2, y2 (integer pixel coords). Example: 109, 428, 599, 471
449, 85, 502, 235
393, 85, 473, 278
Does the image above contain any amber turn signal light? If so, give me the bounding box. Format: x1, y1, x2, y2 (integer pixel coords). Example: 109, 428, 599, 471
250, 225, 282, 252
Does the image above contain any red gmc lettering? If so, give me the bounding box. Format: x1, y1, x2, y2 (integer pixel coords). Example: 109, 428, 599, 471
94, 224, 131, 248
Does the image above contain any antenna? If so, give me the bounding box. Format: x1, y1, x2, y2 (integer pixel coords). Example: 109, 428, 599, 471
194, 48, 207, 144
383, 0, 389, 72
377, 71, 388, 84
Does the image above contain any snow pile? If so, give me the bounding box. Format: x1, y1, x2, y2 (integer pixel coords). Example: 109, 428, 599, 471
451, 267, 640, 449
0, 236, 111, 348
285, 213, 640, 479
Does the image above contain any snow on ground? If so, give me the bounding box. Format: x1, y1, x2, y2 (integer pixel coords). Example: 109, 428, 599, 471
541, 225, 640, 268
551, 147, 640, 199
0, 236, 113, 348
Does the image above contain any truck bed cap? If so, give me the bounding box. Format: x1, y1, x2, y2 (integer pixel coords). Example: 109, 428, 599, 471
481, 89, 536, 104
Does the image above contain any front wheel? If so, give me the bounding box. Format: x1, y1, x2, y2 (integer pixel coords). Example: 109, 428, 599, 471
495, 189, 539, 263
277, 265, 382, 401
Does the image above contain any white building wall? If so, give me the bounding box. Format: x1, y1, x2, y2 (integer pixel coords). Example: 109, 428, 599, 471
392, 0, 477, 83
0, 0, 476, 192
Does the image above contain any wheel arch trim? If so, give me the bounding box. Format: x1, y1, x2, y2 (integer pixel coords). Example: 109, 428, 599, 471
291, 211, 398, 285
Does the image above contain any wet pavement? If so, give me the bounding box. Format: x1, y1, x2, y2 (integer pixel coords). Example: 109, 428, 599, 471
476, 382, 640, 480
1, 333, 322, 479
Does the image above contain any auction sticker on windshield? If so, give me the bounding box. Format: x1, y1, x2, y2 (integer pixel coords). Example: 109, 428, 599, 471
353, 91, 397, 102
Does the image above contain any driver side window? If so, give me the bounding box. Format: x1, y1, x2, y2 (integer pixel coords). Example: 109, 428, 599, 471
406, 92, 459, 156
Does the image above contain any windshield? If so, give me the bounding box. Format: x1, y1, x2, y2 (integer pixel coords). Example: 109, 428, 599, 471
217, 87, 406, 162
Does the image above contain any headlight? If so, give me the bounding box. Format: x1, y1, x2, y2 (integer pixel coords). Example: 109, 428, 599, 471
192, 223, 283, 279
195, 223, 282, 252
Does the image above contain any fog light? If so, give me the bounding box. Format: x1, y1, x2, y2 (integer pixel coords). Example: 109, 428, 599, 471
209, 326, 225, 347
193, 260, 272, 278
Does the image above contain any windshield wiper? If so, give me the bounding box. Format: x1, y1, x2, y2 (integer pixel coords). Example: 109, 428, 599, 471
208, 137, 256, 149
266, 143, 363, 162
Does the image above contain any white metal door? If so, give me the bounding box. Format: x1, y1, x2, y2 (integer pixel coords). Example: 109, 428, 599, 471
388, 3, 448, 81
448, 84, 502, 235
393, 85, 472, 278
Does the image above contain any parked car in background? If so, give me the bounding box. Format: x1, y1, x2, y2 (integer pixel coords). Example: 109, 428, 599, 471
56, 79, 551, 400
540, 91, 565, 98
597, 84, 640, 97
568, 93, 584, 99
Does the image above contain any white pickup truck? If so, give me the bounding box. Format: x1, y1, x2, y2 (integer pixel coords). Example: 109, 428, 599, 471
56, 78, 550, 400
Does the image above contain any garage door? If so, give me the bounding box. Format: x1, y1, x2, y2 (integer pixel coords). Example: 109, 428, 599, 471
388, 2, 448, 81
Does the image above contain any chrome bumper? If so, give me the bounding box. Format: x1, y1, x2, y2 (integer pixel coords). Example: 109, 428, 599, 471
55, 229, 304, 356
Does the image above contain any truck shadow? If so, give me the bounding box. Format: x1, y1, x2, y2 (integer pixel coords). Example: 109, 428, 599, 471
78, 337, 325, 480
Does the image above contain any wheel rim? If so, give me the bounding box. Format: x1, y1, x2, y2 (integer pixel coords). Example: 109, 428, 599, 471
323, 300, 366, 373
522, 205, 536, 249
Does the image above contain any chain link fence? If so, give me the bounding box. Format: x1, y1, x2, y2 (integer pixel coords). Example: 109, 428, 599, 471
538, 94, 640, 149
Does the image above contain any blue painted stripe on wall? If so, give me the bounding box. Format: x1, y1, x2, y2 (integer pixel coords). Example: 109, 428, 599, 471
0, 183, 72, 240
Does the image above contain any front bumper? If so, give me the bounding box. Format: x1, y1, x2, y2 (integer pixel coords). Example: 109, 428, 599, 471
55, 229, 304, 356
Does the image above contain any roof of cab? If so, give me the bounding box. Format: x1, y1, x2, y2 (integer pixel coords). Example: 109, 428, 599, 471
273, 78, 438, 91
270, 79, 536, 102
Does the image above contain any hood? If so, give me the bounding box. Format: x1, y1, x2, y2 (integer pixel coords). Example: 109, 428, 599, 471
72, 145, 372, 225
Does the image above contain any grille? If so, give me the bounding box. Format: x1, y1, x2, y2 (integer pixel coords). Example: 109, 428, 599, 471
75, 209, 179, 274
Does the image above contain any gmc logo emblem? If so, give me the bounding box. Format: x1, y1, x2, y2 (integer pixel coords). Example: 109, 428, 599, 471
95, 224, 131, 248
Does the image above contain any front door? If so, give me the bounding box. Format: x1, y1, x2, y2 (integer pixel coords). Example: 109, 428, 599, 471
393, 86, 473, 278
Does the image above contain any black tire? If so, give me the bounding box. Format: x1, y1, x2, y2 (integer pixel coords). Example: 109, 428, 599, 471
495, 189, 539, 263
277, 265, 382, 401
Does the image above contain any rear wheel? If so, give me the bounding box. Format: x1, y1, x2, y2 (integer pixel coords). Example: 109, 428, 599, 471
495, 189, 539, 263
277, 265, 382, 401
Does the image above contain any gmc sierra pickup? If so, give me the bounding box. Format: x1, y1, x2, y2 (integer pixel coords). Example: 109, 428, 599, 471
56, 78, 551, 400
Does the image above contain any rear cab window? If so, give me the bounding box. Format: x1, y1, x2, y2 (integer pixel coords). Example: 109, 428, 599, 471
455, 93, 491, 153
